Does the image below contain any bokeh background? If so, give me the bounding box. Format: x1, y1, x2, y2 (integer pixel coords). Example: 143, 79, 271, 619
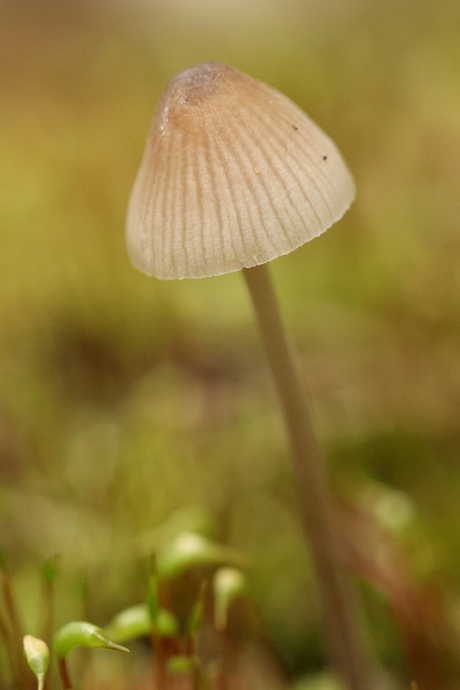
1, 0, 460, 687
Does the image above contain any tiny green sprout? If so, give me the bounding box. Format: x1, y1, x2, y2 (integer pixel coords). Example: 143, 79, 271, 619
167, 655, 200, 675
42, 555, 60, 584
159, 505, 216, 543
148, 567, 160, 624
23, 635, 49, 690
187, 582, 207, 638
105, 604, 178, 643
157, 531, 247, 579
53, 621, 129, 658
213, 567, 247, 630
294, 673, 344, 690
136, 506, 217, 557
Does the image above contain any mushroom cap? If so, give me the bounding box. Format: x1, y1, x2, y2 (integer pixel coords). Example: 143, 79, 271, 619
127, 62, 355, 280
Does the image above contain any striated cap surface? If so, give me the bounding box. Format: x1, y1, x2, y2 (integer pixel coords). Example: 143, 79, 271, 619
126, 62, 355, 280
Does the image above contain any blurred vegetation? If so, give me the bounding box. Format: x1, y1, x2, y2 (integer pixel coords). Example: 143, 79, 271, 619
1, 0, 460, 687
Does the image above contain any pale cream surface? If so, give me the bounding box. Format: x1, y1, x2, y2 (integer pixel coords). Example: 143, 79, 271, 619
126, 62, 355, 279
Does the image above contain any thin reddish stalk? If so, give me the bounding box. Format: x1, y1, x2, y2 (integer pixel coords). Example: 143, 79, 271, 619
58, 658, 72, 690
151, 629, 169, 690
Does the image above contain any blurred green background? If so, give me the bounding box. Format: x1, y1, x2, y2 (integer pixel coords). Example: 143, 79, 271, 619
1, 0, 460, 687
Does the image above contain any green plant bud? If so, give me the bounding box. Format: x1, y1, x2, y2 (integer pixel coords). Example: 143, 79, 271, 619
105, 604, 179, 643
53, 621, 129, 658
158, 531, 247, 579
294, 673, 344, 690
42, 555, 60, 584
157, 607, 179, 637
158, 506, 217, 544
213, 567, 247, 630
23, 635, 50, 690
138, 506, 217, 554
148, 571, 160, 623
187, 582, 207, 637
167, 655, 200, 675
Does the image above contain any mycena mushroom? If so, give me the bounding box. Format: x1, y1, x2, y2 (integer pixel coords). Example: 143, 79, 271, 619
126, 62, 372, 690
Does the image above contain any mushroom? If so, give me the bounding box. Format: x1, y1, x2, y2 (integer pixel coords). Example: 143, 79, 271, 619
126, 62, 372, 690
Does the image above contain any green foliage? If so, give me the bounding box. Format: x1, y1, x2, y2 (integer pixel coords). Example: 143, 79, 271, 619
53, 621, 129, 658
295, 674, 344, 690
105, 604, 178, 643
167, 654, 200, 675
148, 566, 160, 624
157, 531, 247, 579
42, 555, 60, 585
187, 582, 207, 638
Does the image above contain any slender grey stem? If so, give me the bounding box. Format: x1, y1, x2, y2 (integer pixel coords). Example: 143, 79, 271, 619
243, 263, 372, 690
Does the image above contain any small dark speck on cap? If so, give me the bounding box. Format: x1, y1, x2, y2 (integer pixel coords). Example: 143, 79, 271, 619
292, 124, 298, 130
323, 155, 328, 160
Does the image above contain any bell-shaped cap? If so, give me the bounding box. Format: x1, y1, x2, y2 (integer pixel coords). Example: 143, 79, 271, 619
127, 62, 355, 280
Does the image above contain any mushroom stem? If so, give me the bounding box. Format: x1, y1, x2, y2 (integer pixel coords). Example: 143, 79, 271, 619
242, 263, 371, 690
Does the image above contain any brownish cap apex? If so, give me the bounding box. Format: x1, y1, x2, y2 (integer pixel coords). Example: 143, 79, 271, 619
164, 62, 238, 107
127, 62, 355, 279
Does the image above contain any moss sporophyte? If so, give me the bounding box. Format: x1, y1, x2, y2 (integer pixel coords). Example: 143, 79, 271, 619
53, 622, 128, 689
126, 62, 374, 690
